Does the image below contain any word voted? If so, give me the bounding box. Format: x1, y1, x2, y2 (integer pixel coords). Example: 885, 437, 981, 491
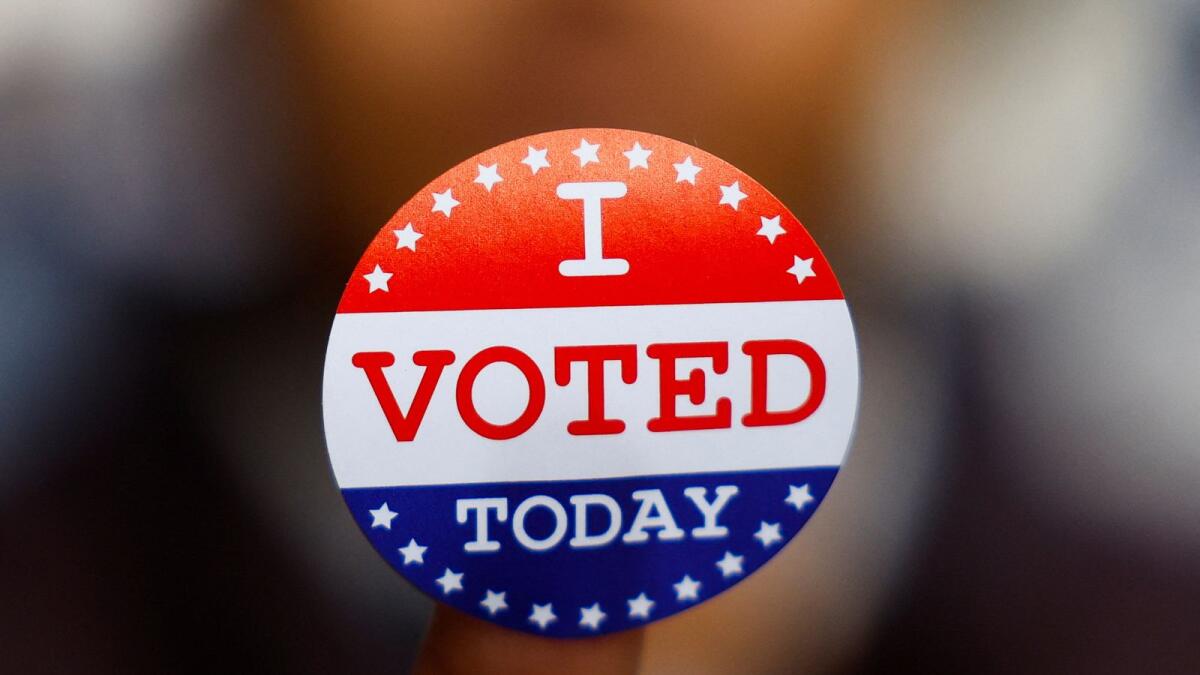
456, 485, 739, 553
352, 339, 827, 441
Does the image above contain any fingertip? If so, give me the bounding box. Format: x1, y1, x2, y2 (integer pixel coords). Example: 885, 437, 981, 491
414, 603, 643, 675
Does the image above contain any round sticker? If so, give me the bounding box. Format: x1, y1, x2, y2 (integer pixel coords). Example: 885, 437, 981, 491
323, 128, 859, 637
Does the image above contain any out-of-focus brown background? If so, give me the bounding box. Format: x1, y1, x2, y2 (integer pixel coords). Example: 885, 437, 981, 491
3, 1, 1198, 673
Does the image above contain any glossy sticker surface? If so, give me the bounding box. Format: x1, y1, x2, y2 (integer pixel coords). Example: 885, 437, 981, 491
323, 128, 859, 637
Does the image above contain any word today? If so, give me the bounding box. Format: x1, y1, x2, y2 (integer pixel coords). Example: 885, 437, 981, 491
456, 485, 740, 553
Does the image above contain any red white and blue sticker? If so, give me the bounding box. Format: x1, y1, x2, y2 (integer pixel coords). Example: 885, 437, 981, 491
323, 128, 859, 637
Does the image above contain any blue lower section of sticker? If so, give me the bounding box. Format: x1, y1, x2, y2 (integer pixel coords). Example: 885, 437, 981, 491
341, 466, 837, 637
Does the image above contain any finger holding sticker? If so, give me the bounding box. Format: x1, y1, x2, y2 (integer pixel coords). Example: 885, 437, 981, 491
323, 129, 859, 640
414, 605, 643, 674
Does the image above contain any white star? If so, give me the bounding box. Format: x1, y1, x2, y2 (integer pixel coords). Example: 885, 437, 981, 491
435, 568, 464, 595
398, 538, 427, 566
368, 502, 398, 529
627, 593, 655, 620
754, 521, 783, 548
363, 264, 392, 293
572, 138, 600, 167
787, 256, 816, 285
474, 163, 503, 192
673, 575, 701, 603
431, 188, 459, 217
622, 141, 652, 170
480, 590, 508, 616
521, 146, 550, 174
578, 603, 606, 631
392, 223, 423, 251
528, 603, 556, 630
673, 156, 702, 184
719, 180, 747, 210
715, 551, 745, 578
757, 215, 786, 244
786, 484, 815, 512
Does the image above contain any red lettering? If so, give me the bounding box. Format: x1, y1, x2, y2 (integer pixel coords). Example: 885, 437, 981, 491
554, 345, 638, 435
352, 350, 456, 442
456, 346, 546, 440
646, 342, 731, 432
355, 338, 825, 442
741, 339, 826, 427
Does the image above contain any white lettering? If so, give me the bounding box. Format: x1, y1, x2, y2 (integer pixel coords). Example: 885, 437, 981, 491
568, 493, 623, 548
556, 181, 629, 277
512, 495, 569, 552
682, 485, 738, 539
621, 488, 685, 543
456, 497, 508, 553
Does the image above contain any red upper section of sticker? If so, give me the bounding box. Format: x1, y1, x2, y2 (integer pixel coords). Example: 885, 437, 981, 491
337, 129, 844, 314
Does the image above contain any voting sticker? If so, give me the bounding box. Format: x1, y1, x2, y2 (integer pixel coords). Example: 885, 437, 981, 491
322, 128, 859, 637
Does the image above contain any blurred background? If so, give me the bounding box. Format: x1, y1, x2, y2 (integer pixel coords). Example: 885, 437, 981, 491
2, 1, 1199, 673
